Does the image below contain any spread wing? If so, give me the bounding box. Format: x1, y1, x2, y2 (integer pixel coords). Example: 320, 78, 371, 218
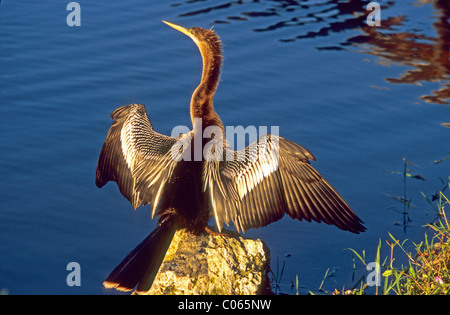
96, 104, 180, 217
203, 134, 365, 233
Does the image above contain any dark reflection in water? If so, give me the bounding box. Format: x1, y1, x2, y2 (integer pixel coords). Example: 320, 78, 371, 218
174, 0, 394, 42
345, 0, 450, 108
174, 0, 450, 113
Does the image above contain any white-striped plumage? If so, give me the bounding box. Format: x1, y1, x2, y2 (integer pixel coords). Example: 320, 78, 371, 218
96, 22, 365, 237
97, 103, 365, 234
96, 21, 365, 294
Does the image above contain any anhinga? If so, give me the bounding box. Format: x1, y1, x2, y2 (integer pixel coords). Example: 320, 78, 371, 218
96, 21, 365, 293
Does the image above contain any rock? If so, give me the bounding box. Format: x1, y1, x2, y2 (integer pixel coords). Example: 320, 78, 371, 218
136, 227, 271, 295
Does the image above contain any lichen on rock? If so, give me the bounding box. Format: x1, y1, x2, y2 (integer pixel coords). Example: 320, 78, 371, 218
137, 227, 271, 295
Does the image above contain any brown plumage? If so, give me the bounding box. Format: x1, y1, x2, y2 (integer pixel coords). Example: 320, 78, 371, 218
96, 21, 365, 292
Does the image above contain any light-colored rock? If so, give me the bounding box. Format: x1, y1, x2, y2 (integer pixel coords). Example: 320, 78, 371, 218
137, 228, 271, 295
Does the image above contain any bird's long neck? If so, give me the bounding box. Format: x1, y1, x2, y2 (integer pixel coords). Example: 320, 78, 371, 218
190, 44, 224, 132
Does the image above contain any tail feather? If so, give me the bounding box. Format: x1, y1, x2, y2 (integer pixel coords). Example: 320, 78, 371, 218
104, 218, 178, 292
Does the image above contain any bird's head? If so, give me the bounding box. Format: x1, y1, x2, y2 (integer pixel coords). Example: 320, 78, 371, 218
162, 21, 223, 60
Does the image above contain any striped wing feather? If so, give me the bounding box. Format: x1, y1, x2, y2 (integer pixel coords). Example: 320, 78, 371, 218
204, 135, 365, 233
96, 104, 178, 217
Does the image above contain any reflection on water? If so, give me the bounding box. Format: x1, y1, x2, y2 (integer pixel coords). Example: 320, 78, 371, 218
175, 0, 392, 40
174, 0, 449, 119
346, 0, 450, 109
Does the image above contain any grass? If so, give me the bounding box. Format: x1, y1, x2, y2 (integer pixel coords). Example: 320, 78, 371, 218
336, 173, 450, 295
269, 256, 286, 294
270, 158, 449, 295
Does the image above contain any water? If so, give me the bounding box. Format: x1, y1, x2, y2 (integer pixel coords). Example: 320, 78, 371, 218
0, 0, 449, 294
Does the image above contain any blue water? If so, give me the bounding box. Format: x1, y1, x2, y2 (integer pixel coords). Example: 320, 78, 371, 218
0, 0, 448, 294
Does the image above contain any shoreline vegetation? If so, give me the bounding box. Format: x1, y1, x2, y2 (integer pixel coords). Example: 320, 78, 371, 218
277, 158, 449, 295
338, 203, 449, 295
331, 159, 449, 295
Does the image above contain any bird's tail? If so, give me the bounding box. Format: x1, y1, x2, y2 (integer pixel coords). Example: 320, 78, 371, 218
103, 216, 178, 293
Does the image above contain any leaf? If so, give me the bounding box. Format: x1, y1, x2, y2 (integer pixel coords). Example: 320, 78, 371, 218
382, 270, 393, 277
406, 173, 426, 181
347, 248, 366, 266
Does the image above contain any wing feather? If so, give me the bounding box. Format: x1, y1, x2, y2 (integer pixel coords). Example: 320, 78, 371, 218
203, 134, 365, 233
96, 104, 178, 216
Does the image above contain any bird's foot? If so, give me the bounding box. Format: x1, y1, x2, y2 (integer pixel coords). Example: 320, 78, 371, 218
204, 226, 229, 237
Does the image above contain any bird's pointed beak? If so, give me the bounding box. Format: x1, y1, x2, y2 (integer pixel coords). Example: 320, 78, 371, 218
162, 20, 191, 37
